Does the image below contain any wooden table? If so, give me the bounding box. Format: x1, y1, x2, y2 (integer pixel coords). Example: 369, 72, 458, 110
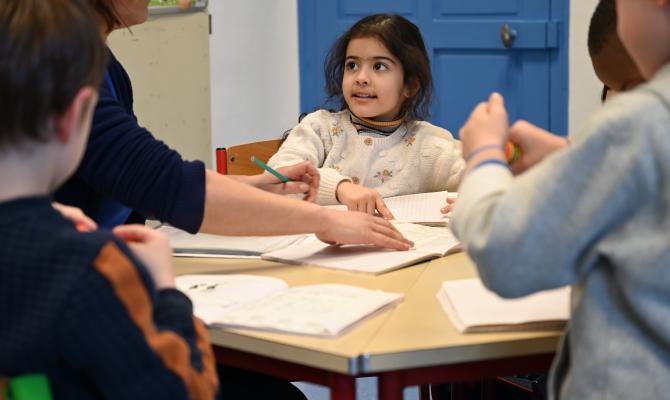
174, 253, 561, 400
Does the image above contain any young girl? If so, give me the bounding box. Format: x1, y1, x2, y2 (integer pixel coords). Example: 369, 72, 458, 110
452, 0, 670, 398
268, 14, 464, 218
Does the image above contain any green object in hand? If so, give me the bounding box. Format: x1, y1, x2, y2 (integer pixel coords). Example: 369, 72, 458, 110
251, 156, 290, 183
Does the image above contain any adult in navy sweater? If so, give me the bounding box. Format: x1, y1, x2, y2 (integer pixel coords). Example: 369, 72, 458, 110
54, 0, 414, 253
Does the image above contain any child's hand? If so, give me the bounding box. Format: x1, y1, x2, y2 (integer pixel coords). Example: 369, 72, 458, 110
52, 202, 97, 232
256, 160, 320, 202
440, 197, 457, 214
460, 92, 510, 159
113, 225, 175, 290
336, 181, 394, 219
316, 209, 413, 250
508, 120, 569, 174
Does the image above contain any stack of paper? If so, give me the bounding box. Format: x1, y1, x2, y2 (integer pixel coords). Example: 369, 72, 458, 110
437, 278, 570, 333
176, 274, 403, 337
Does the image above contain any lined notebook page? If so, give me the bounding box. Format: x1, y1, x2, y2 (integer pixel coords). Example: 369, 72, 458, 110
384, 191, 456, 225
437, 278, 570, 333
324, 191, 456, 226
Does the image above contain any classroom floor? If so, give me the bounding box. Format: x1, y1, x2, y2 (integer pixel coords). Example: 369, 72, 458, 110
295, 378, 420, 400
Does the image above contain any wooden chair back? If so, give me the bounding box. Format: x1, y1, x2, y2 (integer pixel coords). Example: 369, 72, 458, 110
225, 139, 283, 175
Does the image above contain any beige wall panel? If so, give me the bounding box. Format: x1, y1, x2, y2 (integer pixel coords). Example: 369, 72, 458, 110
108, 12, 212, 167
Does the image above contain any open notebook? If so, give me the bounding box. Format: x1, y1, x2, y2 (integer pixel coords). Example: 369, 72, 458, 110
437, 278, 570, 333
262, 222, 461, 275
176, 274, 403, 337
326, 191, 455, 226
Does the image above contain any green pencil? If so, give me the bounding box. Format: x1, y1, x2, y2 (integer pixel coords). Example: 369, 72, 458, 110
251, 156, 290, 183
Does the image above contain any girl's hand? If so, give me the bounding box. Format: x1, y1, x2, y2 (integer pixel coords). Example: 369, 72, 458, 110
459, 92, 510, 158
440, 197, 457, 215
255, 160, 320, 202
508, 120, 569, 174
52, 202, 97, 232
316, 209, 413, 250
113, 225, 175, 290
336, 181, 394, 219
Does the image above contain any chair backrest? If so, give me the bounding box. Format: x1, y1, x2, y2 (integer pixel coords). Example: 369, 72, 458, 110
222, 139, 283, 175
1, 374, 52, 400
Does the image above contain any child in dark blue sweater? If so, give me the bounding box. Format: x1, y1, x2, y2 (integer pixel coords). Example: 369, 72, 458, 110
0, 1, 218, 398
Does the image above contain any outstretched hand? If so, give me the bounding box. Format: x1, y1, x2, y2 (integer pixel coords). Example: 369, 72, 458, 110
316, 209, 413, 250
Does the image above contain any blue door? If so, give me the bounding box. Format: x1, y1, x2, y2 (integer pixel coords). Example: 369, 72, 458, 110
298, 0, 568, 136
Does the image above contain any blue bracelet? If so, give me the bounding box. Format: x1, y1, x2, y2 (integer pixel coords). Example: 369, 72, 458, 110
471, 158, 510, 171
465, 143, 504, 162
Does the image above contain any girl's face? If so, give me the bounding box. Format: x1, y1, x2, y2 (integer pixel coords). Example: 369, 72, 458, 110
342, 37, 411, 120
114, 0, 150, 29
616, 0, 670, 79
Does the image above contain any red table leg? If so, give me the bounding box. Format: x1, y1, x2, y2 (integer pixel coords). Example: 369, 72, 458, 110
329, 373, 356, 400
378, 371, 404, 400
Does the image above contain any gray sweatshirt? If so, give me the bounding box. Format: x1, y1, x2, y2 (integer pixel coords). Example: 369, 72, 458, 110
452, 63, 670, 399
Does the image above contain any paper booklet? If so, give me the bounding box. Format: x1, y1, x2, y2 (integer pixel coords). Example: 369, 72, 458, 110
158, 225, 303, 258
436, 278, 570, 333
176, 274, 403, 337
326, 191, 456, 226
262, 222, 461, 275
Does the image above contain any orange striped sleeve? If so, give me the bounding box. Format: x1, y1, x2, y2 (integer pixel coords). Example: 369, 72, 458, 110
0, 376, 8, 400
93, 242, 218, 400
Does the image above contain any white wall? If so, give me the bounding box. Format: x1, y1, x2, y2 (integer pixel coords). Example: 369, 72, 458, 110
569, 0, 602, 135
209, 0, 601, 156
209, 0, 300, 155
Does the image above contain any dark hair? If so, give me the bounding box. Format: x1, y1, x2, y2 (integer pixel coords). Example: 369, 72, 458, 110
89, 0, 124, 33
324, 14, 433, 121
0, 0, 107, 150
588, 0, 617, 56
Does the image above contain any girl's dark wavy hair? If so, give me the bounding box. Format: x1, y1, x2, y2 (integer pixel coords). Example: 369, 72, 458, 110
324, 14, 433, 121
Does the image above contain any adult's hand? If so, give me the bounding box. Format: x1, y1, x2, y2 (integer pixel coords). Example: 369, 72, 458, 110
254, 160, 320, 202
316, 209, 413, 250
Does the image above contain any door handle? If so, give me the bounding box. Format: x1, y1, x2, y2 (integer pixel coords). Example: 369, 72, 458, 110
501, 23, 517, 48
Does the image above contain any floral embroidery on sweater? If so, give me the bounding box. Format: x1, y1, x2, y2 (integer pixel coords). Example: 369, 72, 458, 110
374, 169, 393, 183
404, 135, 416, 146
330, 126, 340, 136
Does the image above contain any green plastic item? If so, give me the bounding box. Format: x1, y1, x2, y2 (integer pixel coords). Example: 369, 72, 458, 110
6, 374, 52, 400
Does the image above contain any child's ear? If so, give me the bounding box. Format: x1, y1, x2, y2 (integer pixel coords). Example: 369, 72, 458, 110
403, 77, 420, 99
55, 86, 97, 144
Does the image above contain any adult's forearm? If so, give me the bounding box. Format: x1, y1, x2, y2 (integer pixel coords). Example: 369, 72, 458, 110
199, 170, 325, 236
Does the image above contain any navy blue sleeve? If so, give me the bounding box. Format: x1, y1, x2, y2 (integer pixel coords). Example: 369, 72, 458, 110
63, 53, 206, 233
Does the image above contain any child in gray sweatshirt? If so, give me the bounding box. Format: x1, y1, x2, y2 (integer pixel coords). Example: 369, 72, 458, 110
452, 0, 670, 399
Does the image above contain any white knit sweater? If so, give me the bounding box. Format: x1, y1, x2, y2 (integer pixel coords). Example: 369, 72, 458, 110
268, 109, 465, 205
